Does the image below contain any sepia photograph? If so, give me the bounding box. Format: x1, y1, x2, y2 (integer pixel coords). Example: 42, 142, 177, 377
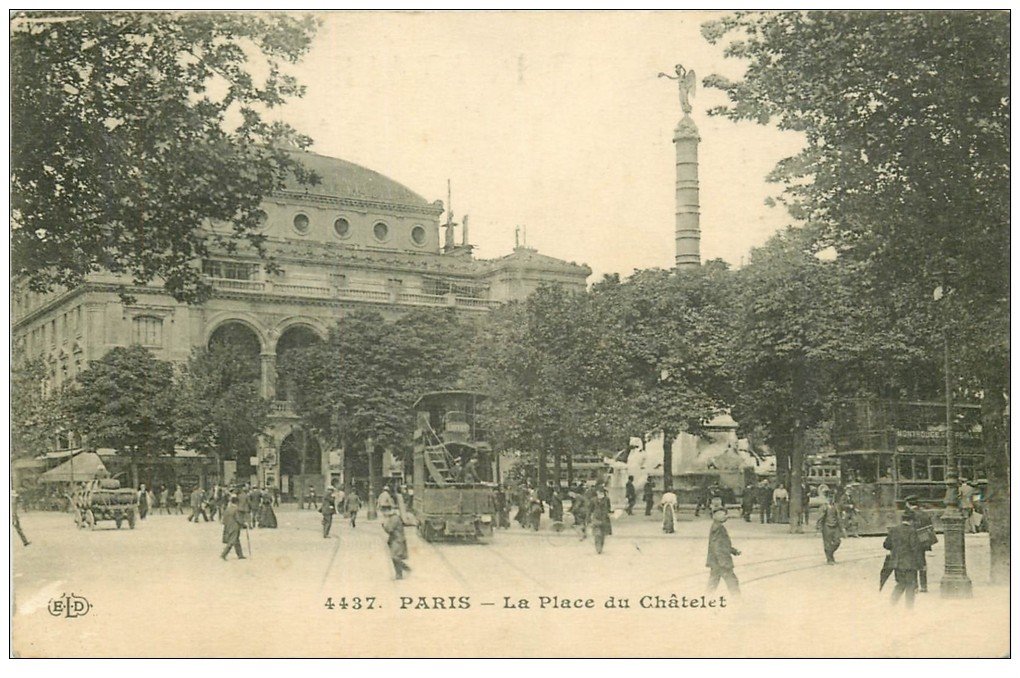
7, 9, 1011, 658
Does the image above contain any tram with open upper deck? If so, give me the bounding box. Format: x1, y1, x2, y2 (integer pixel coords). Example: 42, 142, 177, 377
832, 399, 984, 534
412, 391, 496, 542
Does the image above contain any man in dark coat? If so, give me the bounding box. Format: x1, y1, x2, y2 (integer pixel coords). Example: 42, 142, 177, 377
381, 504, 410, 579
904, 496, 937, 593
570, 490, 589, 540
188, 486, 209, 523
706, 508, 741, 594
589, 487, 613, 554
740, 484, 756, 522
493, 485, 510, 528
625, 476, 637, 515
757, 480, 772, 524
816, 492, 844, 564
643, 480, 655, 516
883, 514, 923, 608
236, 485, 251, 528
321, 487, 336, 538
220, 496, 246, 560
345, 491, 362, 528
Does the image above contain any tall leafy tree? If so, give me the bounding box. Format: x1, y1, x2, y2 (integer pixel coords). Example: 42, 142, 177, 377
11, 11, 320, 302
63, 345, 178, 486
11, 356, 65, 461
704, 10, 1009, 575
602, 263, 738, 491
175, 342, 271, 477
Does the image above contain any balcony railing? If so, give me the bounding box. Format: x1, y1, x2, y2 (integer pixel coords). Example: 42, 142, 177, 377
206, 276, 502, 310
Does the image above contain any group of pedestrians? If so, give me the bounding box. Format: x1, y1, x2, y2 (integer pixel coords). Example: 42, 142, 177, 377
318, 485, 364, 538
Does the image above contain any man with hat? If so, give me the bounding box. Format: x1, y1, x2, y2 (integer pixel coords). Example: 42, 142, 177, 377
816, 491, 844, 564
904, 496, 936, 593
320, 486, 336, 538
882, 511, 922, 608
706, 507, 741, 594
588, 486, 613, 554
220, 496, 246, 561
379, 501, 410, 579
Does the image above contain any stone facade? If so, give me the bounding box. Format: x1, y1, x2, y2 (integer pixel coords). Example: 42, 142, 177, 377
11, 150, 590, 499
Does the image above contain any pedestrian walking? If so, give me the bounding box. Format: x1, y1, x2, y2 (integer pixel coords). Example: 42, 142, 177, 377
307, 485, 318, 511
321, 487, 336, 538
661, 489, 678, 534
816, 492, 844, 564
625, 476, 637, 515
548, 490, 564, 523
237, 485, 251, 528
380, 503, 411, 580
173, 485, 185, 515
706, 507, 741, 594
570, 490, 589, 540
643, 479, 655, 516
137, 484, 150, 520
376, 487, 393, 514
527, 489, 544, 531
773, 483, 790, 524
220, 496, 246, 561
882, 513, 923, 608
904, 496, 936, 593
757, 480, 772, 524
740, 484, 756, 522
345, 491, 362, 527
589, 486, 613, 554
188, 486, 209, 523
12, 491, 30, 547
258, 491, 278, 528
159, 486, 170, 515
493, 485, 510, 529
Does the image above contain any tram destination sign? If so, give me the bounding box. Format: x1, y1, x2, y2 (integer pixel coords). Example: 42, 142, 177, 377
895, 429, 982, 444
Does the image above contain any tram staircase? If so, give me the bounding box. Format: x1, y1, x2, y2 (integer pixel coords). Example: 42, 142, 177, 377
421, 420, 460, 487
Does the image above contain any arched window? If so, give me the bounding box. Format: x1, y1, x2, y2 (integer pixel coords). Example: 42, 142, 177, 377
132, 316, 164, 347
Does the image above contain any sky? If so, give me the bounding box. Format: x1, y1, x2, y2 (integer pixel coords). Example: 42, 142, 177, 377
270, 11, 806, 281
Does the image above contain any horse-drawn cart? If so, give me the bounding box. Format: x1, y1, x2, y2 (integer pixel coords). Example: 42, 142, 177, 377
73, 479, 138, 530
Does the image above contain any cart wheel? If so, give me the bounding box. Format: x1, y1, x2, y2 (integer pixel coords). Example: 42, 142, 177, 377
128, 510, 137, 529
85, 510, 96, 529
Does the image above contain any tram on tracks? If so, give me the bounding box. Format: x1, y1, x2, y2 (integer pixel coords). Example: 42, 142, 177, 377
832, 398, 984, 534
412, 390, 496, 542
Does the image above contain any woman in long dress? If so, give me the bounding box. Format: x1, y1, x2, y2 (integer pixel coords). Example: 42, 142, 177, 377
258, 492, 278, 528
661, 490, 677, 534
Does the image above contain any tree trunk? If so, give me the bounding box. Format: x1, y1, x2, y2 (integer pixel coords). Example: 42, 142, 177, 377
662, 430, 675, 491
367, 439, 379, 520
789, 424, 804, 533
299, 428, 308, 509
130, 458, 139, 489
566, 450, 573, 487
537, 447, 548, 490
553, 448, 562, 486
982, 375, 1009, 584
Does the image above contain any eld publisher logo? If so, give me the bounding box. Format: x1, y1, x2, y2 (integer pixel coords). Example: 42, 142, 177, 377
48, 593, 91, 619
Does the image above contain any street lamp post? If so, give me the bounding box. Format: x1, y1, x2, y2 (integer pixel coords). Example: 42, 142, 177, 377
936, 285, 972, 598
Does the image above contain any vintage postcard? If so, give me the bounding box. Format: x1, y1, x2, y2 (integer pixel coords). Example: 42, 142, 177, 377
8, 10, 1010, 658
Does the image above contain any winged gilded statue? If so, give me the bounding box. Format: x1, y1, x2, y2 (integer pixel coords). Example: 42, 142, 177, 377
658, 64, 696, 116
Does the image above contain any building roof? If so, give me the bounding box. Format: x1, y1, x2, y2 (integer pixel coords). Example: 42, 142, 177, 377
484, 247, 592, 275
284, 150, 434, 209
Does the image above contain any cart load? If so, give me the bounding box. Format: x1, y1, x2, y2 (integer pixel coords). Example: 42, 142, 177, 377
73, 478, 139, 530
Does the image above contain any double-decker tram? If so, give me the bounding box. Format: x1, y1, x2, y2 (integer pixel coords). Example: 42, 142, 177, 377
832, 399, 984, 534
412, 391, 496, 542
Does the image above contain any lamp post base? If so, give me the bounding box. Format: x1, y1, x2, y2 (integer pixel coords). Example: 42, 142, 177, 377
940, 508, 973, 599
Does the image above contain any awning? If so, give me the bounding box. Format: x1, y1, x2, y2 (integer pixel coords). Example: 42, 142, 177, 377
38, 452, 107, 483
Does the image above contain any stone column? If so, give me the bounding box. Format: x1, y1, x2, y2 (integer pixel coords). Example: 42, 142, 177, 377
674, 115, 701, 269
260, 353, 276, 400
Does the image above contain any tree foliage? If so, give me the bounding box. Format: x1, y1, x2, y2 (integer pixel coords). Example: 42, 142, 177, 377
11, 356, 65, 460
279, 309, 477, 454
175, 342, 271, 466
10, 11, 320, 302
63, 346, 178, 462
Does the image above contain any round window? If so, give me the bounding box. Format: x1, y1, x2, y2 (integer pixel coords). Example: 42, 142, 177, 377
293, 213, 310, 234
411, 225, 427, 245
373, 222, 389, 241
334, 217, 351, 238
